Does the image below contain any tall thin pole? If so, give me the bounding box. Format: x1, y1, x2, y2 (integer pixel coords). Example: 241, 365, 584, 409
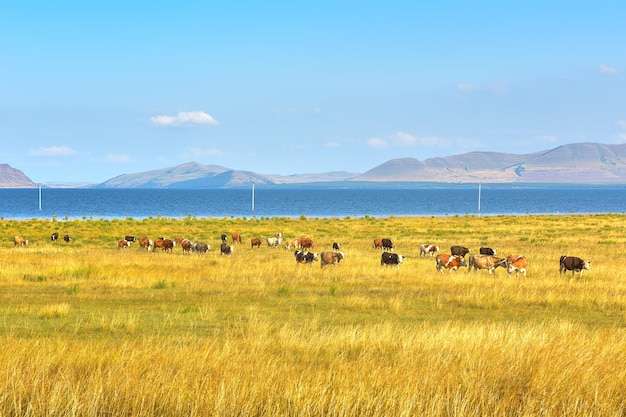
251, 183, 255, 212
477, 183, 481, 215
38, 184, 42, 211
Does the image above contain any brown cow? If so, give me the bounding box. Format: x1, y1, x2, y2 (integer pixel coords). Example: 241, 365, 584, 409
63, 234, 72, 243
436, 254, 467, 273
118, 239, 131, 249
320, 251, 345, 268
506, 254, 527, 278
299, 237, 315, 249
180, 238, 193, 254
138, 236, 153, 251
14, 235, 28, 247
559, 255, 590, 278
251, 238, 263, 248
450, 245, 471, 258
467, 254, 506, 275
373, 238, 383, 249
232, 233, 241, 244
154, 238, 175, 252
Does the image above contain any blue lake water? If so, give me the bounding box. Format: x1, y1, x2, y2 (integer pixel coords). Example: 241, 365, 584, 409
0, 186, 625, 220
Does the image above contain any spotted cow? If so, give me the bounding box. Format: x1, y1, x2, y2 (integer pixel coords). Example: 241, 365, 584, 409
436, 254, 467, 273
295, 250, 318, 264
419, 244, 439, 258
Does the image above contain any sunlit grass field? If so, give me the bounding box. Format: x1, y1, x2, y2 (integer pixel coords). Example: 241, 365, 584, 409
0, 214, 624, 416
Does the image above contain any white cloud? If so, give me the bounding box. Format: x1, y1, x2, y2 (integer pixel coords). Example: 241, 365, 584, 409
367, 137, 388, 148
28, 146, 77, 156
150, 111, 219, 127
393, 131, 416, 146
104, 154, 133, 164
599, 64, 619, 75
617, 133, 626, 143
617, 120, 626, 130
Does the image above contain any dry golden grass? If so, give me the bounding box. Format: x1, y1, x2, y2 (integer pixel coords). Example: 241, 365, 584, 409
0, 214, 624, 416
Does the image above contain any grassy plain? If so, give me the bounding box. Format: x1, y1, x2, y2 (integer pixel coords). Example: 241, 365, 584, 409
0, 214, 625, 416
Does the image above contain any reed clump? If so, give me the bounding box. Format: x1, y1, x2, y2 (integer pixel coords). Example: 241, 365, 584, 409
0, 214, 624, 416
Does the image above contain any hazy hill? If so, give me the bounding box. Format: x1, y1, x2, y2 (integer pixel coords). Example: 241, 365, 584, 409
354, 143, 626, 183
0, 164, 37, 188
94, 161, 358, 188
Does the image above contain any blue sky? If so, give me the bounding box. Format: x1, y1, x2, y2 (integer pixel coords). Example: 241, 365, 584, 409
1, 1, 625, 183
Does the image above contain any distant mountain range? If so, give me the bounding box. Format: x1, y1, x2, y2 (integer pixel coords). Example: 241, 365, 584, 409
3, 142, 626, 188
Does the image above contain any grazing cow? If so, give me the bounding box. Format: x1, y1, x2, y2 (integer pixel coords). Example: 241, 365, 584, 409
479, 247, 496, 256
154, 238, 175, 252
220, 234, 228, 243
285, 238, 300, 249
436, 254, 467, 273
299, 237, 315, 250
467, 254, 506, 275
193, 241, 209, 254
220, 242, 234, 256
251, 238, 263, 248
382, 238, 395, 251
450, 245, 471, 258
419, 244, 439, 258
332, 242, 341, 251
373, 238, 383, 249
51, 232, 59, 242
139, 236, 153, 251
294, 250, 318, 264
14, 235, 28, 247
506, 254, 527, 278
124, 235, 136, 243
267, 236, 283, 248
232, 233, 241, 244
320, 251, 345, 268
559, 256, 591, 278
63, 234, 71, 243
180, 238, 193, 254
381, 251, 403, 269
118, 239, 131, 249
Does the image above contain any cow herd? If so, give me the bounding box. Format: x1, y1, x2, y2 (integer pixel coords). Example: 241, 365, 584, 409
9, 231, 592, 278
378, 239, 591, 278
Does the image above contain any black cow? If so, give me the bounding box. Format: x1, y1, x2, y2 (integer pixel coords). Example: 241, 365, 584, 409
451, 245, 471, 257
382, 238, 395, 251
51, 232, 59, 242
332, 242, 341, 251
381, 251, 403, 269
479, 247, 496, 256
220, 242, 233, 256
221, 234, 228, 243
63, 234, 71, 243
295, 250, 318, 264
124, 235, 136, 243
559, 255, 591, 278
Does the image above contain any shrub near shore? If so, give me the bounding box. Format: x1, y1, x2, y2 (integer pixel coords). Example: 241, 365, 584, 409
0, 214, 624, 416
